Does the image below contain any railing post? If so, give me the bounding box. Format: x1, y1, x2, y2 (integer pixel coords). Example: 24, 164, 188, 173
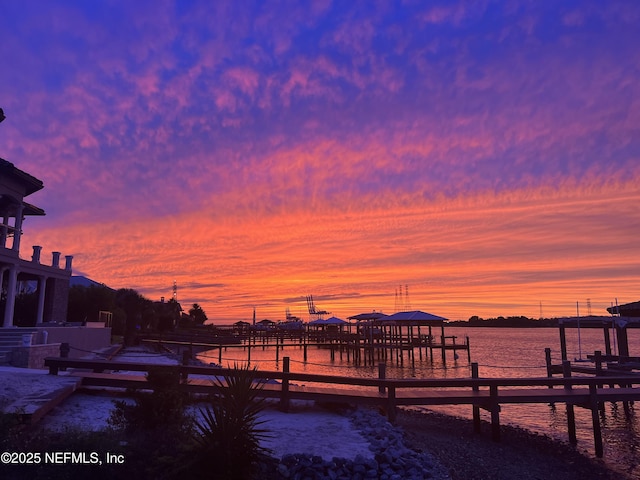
594, 350, 608, 408
59, 343, 70, 371
181, 348, 191, 382
387, 384, 396, 423
559, 324, 568, 361
280, 356, 290, 413
563, 360, 577, 444
594, 350, 603, 386
378, 363, 386, 394
472, 363, 481, 433
545, 348, 553, 387
490, 384, 500, 441
589, 384, 604, 458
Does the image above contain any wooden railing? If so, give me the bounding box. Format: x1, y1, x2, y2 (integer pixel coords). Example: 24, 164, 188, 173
44, 356, 640, 458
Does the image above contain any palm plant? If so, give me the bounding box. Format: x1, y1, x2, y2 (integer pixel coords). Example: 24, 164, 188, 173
191, 363, 272, 479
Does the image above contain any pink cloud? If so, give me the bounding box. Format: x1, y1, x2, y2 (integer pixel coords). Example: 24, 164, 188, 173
23, 175, 640, 323
223, 67, 261, 97
330, 18, 375, 55
3, 1, 639, 323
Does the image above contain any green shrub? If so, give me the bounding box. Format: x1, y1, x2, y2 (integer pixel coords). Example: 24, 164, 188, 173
108, 366, 191, 432
105, 366, 195, 478
188, 363, 271, 479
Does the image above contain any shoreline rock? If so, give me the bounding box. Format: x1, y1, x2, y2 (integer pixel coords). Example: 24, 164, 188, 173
257, 407, 449, 480
257, 405, 625, 480
397, 408, 624, 480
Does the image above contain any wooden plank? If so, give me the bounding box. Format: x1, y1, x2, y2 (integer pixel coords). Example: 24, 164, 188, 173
5, 378, 82, 425
50, 355, 640, 461
396, 389, 490, 406
72, 372, 150, 390
47, 357, 640, 389
72, 370, 640, 411
51, 358, 640, 409
45, 357, 166, 374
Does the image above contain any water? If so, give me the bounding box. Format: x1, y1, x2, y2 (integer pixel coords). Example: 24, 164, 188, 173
196, 327, 640, 478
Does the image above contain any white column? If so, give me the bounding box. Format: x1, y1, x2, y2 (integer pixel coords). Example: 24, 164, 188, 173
36, 275, 47, 325
12, 205, 24, 253
3, 265, 18, 327
32, 245, 42, 263
0, 267, 5, 303
0, 215, 8, 248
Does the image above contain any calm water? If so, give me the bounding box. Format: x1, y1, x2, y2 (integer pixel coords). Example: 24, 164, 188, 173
196, 327, 640, 478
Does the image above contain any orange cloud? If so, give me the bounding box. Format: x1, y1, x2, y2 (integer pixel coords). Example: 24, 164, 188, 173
22, 176, 640, 324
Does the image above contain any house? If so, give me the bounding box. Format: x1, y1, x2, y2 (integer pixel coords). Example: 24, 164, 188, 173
0, 158, 73, 327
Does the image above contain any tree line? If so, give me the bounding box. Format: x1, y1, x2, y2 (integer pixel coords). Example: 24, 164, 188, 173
448, 315, 558, 327
4, 283, 208, 336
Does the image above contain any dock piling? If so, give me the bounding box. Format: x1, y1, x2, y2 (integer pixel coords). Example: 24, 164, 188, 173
490, 385, 500, 441
472, 362, 481, 433
563, 360, 577, 444
589, 383, 604, 457
280, 356, 290, 413
379, 363, 386, 394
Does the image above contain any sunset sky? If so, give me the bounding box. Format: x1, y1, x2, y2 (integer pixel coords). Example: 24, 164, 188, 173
1, 1, 638, 323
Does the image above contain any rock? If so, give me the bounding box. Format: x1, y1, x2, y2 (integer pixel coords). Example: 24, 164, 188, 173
267, 407, 449, 480
277, 463, 291, 478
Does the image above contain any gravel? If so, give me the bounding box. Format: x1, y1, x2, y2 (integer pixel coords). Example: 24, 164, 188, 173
256, 406, 625, 480
255, 407, 449, 479
396, 408, 624, 480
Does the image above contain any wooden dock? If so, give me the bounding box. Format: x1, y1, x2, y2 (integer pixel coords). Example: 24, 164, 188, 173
44, 356, 640, 458
140, 327, 471, 367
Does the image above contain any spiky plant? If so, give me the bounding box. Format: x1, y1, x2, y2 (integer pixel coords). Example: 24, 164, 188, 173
191, 363, 272, 479
108, 366, 189, 432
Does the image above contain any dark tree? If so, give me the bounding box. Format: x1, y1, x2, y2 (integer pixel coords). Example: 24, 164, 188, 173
189, 303, 208, 325
115, 288, 154, 344
156, 298, 181, 332
67, 285, 116, 323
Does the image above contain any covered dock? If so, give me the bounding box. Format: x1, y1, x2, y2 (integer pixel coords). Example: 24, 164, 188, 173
350, 310, 470, 365
547, 314, 640, 377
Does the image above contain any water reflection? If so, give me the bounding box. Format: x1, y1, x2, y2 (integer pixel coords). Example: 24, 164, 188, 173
196, 327, 640, 478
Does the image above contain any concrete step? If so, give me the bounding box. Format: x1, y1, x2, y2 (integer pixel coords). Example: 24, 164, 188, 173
0, 329, 39, 346
0, 351, 11, 365
0, 329, 38, 336
0, 339, 34, 348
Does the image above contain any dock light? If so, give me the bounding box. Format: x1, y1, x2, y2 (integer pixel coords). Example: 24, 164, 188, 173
0, 108, 5, 123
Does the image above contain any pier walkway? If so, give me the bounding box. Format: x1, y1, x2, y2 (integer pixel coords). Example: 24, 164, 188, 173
140, 329, 471, 367
44, 356, 640, 458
